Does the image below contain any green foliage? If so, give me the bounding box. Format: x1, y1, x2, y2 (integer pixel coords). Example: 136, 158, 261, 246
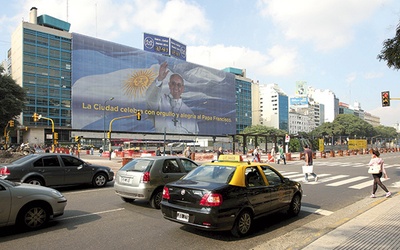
0, 66, 26, 129
312, 114, 376, 138
374, 125, 398, 139
377, 22, 400, 70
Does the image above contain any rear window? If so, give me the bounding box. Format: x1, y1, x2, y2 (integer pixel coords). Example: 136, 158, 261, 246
120, 159, 153, 172
183, 165, 235, 184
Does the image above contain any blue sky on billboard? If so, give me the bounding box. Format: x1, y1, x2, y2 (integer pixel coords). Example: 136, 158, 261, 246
1, 0, 400, 127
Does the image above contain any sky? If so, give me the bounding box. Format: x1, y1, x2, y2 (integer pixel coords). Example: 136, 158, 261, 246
1, 0, 400, 127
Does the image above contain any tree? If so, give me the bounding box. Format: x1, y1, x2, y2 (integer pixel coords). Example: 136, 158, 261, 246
0, 66, 26, 129
377, 21, 400, 70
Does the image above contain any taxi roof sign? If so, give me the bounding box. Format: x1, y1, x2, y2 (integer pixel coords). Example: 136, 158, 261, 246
218, 155, 243, 162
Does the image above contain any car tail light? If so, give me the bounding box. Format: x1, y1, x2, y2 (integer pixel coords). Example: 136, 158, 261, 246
141, 172, 150, 183
0, 167, 10, 176
199, 193, 222, 207
162, 186, 170, 200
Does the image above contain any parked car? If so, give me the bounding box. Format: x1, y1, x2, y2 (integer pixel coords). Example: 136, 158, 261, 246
160, 155, 303, 237
0, 179, 67, 230
0, 154, 114, 188
114, 156, 199, 209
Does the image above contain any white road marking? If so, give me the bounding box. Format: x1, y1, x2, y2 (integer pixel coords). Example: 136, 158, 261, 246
306, 175, 348, 185
326, 176, 369, 186
302, 206, 333, 216
349, 178, 390, 189
57, 208, 125, 221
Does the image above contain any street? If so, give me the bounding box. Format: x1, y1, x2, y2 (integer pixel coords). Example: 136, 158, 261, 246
0, 152, 399, 250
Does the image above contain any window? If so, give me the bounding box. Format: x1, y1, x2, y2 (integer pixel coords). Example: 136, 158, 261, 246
262, 167, 283, 186
34, 156, 60, 167
61, 156, 83, 167
162, 160, 181, 173
180, 158, 198, 172
245, 167, 266, 187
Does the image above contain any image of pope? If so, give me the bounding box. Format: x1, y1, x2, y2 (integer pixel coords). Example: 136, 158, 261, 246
146, 61, 199, 134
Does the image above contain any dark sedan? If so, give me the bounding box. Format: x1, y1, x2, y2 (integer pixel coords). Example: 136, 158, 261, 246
160, 155, 302, 237
0, 154, 114, 188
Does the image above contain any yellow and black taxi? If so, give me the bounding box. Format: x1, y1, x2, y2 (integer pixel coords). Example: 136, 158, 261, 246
160, 155, 303, 237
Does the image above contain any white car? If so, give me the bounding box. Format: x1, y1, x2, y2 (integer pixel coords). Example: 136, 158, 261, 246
0, 179, 67, 230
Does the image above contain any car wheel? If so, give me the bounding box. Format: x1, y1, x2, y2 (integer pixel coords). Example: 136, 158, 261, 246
25, 177, 44, 186
288, 194, 301, 216
231, 210, 252, 237
18, 202, 50, 230
121, 197, 135, 203
92, 173, 107, 187
150, 189, 163, 209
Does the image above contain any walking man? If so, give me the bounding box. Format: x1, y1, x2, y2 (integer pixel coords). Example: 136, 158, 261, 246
304, 145, 317, 182
277, 145, 286, 164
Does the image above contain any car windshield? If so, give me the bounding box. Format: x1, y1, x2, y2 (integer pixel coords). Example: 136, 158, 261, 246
120, 159, 153, 172
183, 165, 236, 184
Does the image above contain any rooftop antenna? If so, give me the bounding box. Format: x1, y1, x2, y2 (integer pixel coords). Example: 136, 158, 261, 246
66, 0, 69, 22
95, 2, 98, 37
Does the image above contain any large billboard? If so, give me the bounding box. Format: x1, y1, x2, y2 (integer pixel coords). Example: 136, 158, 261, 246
71, 33, 236, 136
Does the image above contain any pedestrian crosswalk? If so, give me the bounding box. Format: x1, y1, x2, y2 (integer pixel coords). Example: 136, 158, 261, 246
279, 170, 391, 190
282, 161, 400, 169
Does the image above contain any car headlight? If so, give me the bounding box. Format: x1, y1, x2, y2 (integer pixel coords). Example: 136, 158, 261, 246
51, 189, 64, 198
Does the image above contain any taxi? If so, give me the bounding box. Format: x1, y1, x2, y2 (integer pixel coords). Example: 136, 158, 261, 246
160, 155, 303, 237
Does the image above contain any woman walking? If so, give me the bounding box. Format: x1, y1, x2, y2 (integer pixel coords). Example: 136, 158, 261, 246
369, 150, 391, 198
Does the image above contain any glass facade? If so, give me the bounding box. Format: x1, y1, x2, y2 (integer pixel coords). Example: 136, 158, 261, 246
22, 28, 72, 128
235, 79, 252, 133
278, 94, 289, 131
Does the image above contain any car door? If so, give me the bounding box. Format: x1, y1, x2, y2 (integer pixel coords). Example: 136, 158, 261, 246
261, 166, 288, 212
61, 155, 93, 185
33, 156, 64, 186
245, 167, 271, 215
0, 181, 11, 226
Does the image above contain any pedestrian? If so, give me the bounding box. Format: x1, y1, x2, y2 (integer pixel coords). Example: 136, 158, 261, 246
183, 146, 192, 159
269, 146, 276, 163
252, 146, 260, 162
303, 145, 317, 182
277, 145, 286, 164
368, 149, 391, 198
156, 147, 162, 156
216, 147, 224, 160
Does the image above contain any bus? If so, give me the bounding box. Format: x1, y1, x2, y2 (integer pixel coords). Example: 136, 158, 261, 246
123, 140, 164, 153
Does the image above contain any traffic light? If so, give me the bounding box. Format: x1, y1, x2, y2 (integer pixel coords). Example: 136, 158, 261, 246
75, 136, 80, 142
137, 111, 141, 120
107, 131, 111, 139
54, 132, 58, 140
381, 91, 390, 107
9, 120, 14, 127
32, 113, 40, 122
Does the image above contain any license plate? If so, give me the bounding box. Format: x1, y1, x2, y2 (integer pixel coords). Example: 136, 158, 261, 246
120, 177, 131, 184
176, 211, 189, 222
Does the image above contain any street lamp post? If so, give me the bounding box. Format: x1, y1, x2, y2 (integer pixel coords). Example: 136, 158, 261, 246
103, 97, 114, 152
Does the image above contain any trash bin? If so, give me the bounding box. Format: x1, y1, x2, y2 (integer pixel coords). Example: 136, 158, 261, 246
191, 152, 196, 161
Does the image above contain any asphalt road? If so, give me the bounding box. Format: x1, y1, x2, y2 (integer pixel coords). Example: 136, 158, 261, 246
1, 152, 399, 249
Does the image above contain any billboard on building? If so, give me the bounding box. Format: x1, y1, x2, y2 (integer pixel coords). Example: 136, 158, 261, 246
71, 33, 236, 136
143, 33, 170, 56
290, 97, 309, 107
170, 38, 186, 61
295, 81, 307, 96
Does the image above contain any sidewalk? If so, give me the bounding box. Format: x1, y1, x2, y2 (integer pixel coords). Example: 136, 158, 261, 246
303, 192, 400, 249
254, 190, 400, 250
